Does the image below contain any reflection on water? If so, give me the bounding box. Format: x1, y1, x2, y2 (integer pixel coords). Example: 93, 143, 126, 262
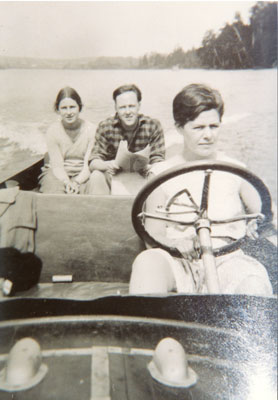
0, 68, 276, 201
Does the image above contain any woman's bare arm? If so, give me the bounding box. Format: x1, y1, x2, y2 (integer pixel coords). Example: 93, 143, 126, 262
46, 130, 69, 183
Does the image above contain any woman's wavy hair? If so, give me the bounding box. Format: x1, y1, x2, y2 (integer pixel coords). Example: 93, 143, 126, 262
54, 87, 83, 112
173, 83, 224, 127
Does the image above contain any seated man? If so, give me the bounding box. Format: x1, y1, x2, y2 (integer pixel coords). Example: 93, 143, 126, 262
89, 84, 165, 194
129, 83, 274, 296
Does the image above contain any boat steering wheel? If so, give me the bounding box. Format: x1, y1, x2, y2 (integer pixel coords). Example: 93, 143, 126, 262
132, 160, 273, 258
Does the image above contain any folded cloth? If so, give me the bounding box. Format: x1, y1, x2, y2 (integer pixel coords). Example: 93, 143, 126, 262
0, 189, 37, 252
0, 187, 20, 217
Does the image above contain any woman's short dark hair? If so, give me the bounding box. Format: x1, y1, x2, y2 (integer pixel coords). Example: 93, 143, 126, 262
113, 84, 142, 102
173, 83, 224, 127
54, 87, 83, 112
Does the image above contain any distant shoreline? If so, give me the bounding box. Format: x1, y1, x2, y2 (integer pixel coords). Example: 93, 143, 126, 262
1, 3, 276, 71
0, 65, 276, 71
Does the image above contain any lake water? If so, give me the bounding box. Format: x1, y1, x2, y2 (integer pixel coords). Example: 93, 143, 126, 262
0, 68, 276, 201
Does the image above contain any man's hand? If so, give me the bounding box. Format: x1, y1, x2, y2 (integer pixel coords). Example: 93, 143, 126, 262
138, 164, 151, 178
105, 160, 121, 175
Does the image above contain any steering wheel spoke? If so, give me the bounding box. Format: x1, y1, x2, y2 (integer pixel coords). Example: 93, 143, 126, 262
210, 212, 265, 225
132, 160, 273, 258
200, 169, 213, 217
138, 211, 198, 226
166, 188, 200, 211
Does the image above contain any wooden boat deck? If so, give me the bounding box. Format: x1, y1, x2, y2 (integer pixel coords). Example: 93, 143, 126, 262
0, 295, 276, 399
0, 344, 245, 400
14, 281, 129, 300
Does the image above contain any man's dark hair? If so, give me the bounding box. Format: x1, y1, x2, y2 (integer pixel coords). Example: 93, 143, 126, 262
173, 83, 224, 127
113, 84, 142, 102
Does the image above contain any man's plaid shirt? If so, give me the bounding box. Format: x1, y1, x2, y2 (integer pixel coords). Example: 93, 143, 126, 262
91, 114, 165, 164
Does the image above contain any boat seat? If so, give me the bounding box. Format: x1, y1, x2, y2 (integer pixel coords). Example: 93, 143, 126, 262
34, 194, 145, 283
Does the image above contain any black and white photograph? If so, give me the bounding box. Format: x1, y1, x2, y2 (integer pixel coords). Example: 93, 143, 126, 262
0, 1, 277, 399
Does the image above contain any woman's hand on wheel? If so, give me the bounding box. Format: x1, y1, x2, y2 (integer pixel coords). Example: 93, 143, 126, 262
246, 219, 259, 240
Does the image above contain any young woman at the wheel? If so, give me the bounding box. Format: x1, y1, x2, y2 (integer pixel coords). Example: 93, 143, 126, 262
129, 83, 273, 296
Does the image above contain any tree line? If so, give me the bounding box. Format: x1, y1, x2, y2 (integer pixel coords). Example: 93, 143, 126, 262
0, 2, 276, 70
138, 2, 277, 70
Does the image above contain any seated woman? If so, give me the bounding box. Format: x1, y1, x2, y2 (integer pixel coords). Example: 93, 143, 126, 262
129, 83, 273, 296
39, 87, 96, 194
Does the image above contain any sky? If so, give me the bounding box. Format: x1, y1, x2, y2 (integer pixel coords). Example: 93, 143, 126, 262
0, 1, 257, 59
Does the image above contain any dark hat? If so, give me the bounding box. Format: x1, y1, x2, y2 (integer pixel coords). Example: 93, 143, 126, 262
0, 248, 42, 295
